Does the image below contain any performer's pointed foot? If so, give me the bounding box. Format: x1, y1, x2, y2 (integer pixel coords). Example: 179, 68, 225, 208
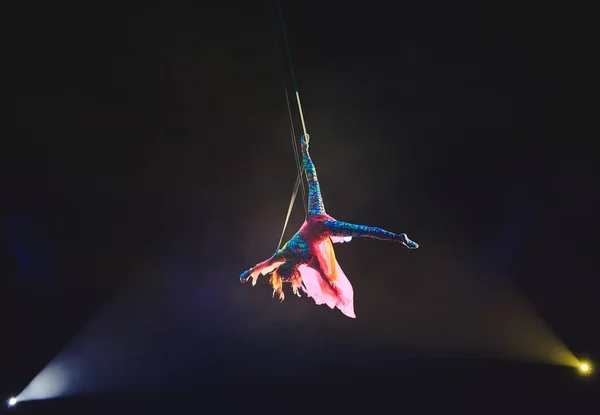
400, 233, 419, 249
300, 133, 310, 149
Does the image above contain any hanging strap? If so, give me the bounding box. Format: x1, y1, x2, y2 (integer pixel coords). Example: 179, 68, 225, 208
295, 90, 308, 137
273, 0, 313, 253
270, 0, 307, 217
285, 87, 307, 218
276, 0, 299, 91
276, 86, 309, 253
275, 165, 302, 253
276, 0, 307, 211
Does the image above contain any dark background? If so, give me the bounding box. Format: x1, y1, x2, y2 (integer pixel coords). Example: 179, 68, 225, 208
2, 1, 597, 413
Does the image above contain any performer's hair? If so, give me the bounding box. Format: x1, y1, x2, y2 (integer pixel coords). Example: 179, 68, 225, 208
276, 260, 299, 280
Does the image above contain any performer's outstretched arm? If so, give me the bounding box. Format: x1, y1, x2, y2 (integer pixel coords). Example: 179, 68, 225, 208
240, 255, 285, 285
301, 134, 326, 216
323, 220, 419, 249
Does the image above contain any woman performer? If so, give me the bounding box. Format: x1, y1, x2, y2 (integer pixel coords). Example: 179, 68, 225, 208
239, 134, 418, 318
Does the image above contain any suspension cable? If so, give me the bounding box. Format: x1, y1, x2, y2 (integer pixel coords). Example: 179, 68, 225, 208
273, 0, 312, 252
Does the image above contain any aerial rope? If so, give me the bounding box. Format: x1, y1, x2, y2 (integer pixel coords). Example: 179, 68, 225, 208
274, 0, 309, 252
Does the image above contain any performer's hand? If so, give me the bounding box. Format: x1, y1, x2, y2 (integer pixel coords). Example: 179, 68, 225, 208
240, 269, 252, 283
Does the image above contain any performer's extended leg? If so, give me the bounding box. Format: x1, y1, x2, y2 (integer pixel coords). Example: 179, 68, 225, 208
323, 220, 419, 249
301, 134, 326, 215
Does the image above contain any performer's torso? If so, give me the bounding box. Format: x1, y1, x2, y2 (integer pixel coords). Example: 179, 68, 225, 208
279, 232, 312, 263
279, 213, 335, 264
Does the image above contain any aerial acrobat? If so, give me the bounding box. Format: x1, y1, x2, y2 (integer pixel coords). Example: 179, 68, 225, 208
240, 133, 419, 318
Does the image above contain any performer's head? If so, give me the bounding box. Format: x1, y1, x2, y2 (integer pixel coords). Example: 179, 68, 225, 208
270, 260, 302, 301
276, 260, 299, 281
